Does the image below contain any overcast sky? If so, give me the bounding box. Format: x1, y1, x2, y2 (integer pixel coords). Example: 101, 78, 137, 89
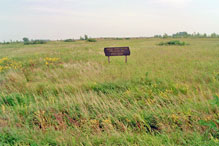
0, 0, 219, 41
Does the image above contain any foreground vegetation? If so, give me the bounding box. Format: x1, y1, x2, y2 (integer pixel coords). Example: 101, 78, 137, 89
0, 38, 219, 145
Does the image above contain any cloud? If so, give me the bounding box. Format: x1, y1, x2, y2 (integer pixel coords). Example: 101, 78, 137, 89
155, 0, 192, 7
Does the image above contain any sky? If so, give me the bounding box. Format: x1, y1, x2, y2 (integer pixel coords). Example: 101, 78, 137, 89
0, 0, 219, 41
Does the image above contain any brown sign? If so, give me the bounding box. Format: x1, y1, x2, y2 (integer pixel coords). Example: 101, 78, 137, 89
104, 47, 130, 56
104, 47, 130, 63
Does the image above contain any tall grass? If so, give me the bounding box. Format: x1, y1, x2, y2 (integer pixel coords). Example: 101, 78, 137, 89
0, 38, 218, 145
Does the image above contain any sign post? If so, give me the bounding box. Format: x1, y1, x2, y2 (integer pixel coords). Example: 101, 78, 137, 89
108, 56, 110, 63
104, 47, 130, 63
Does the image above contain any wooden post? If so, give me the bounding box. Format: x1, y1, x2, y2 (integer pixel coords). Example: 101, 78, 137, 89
108, 56, 110, 63
125, 56, 127, 63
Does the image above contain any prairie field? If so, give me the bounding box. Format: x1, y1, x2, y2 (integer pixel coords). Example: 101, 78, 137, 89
0, 38, 219, 145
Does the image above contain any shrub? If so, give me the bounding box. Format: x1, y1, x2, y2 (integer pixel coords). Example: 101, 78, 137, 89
64, 39, 75, 42
115, 38, 123, 40
23, 37, 47, 45
158, 40, 186, 46
32, 40, 47, 44
80, 36, 85, 40
87, 38, 97, 42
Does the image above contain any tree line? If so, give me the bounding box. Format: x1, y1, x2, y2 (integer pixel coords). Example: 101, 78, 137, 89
1, 32, 219, 44
154, 32, 219, 38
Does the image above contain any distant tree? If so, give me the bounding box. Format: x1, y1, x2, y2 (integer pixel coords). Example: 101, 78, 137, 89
196, 33, 201, 38
80, 36, 85, 40
163, 33, 168, 38
64, 39, 75, 42
211, 33, 217, 38
154, 32, 218, 38
22, 37, 47, 45
23, 37, 30, 45
84, 34, 88, 40
23, 37, 29, 42
172, 32, 189, 38
154, 35, 162, 38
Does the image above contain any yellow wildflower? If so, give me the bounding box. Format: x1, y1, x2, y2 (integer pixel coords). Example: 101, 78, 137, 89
44, 57, 60, 65
1, 105, 5, 113
103, 119, 111, 124
171, 114, 179, 123
90, 119, 98, 125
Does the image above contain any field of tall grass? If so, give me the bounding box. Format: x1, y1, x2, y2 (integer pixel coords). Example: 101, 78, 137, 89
0, 38, 219, 145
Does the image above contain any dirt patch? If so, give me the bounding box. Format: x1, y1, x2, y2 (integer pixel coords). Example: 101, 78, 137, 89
0, 118, 8, 128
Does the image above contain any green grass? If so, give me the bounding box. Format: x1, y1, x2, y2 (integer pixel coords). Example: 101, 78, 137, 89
0, 38, 219, 145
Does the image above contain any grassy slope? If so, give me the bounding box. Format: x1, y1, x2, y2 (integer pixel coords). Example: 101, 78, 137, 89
0, 38, 219, 145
